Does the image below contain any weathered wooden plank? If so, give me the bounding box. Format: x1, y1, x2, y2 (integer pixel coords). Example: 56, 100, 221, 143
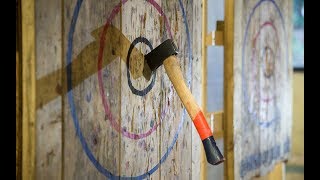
119, 0, 161, 178
63, 0, 122, 179
159, 0, 194, 179
35, 0, 63, 179
192, 0, 203, 179
36, 99, 62, 179
176, 0, 193, 179
21, 0, 36, 179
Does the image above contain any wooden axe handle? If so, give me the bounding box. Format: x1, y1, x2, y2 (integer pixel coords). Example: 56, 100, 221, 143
163, 55, 210, 138
163, 55, 225, 165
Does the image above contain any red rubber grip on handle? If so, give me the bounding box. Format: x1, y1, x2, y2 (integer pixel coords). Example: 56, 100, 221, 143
193, 111, 213, 140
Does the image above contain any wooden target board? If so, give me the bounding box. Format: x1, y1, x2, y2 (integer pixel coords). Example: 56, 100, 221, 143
34, 0, 203, 179
233, 0, 293, 179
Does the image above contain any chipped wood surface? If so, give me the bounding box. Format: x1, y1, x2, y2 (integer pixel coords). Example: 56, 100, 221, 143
26, 0, 203, 179
120, 1, 161, 178
63, 1, 122, 179
191, 0, 203, 179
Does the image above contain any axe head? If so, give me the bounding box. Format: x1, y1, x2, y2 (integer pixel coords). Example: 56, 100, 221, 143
143, 39, 179, 80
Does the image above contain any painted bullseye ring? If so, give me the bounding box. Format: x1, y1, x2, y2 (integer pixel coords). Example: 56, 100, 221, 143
66, 0, 192, 178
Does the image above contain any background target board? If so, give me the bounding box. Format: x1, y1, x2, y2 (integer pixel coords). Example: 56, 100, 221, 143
45, 0, 205, 179
233, 0, 293, 179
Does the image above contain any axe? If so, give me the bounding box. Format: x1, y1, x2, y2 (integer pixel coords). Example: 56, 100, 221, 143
142, 39, 225, 165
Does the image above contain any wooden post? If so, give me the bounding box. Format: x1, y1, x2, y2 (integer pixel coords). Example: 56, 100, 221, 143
223, 0, 235, 179
21, 0, 36, 179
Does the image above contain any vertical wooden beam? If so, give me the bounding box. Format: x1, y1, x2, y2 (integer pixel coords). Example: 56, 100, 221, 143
201, 0, 208, 179
223, 0, 234, 179
21, 0, 36, 179
16, 0, 22, 179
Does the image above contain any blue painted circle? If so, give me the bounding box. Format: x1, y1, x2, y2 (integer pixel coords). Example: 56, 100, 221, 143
241, 0, 288, 128
66, 0, 192, 179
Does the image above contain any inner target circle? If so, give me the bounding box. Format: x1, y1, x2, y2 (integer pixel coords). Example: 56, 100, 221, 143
262, 46, 275, 78
126, 36, 155, 96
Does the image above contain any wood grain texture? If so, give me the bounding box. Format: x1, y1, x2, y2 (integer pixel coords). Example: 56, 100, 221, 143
159, 0, 192, 179
63, 0, 121, 179
192, 0, 202, 179
35, 0, 62, 179
119, 1, 161, 178
21, 0, 36, 178
35, 23, 144, 109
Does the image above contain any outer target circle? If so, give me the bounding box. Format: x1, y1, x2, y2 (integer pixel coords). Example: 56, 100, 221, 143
66, 0, 192, 179
242, 0, 288, 128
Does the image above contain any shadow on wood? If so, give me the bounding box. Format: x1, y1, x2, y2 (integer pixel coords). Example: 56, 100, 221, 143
36, 24, 145, 109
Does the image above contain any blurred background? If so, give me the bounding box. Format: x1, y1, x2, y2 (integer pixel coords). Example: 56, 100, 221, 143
205, 0, 304, 179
